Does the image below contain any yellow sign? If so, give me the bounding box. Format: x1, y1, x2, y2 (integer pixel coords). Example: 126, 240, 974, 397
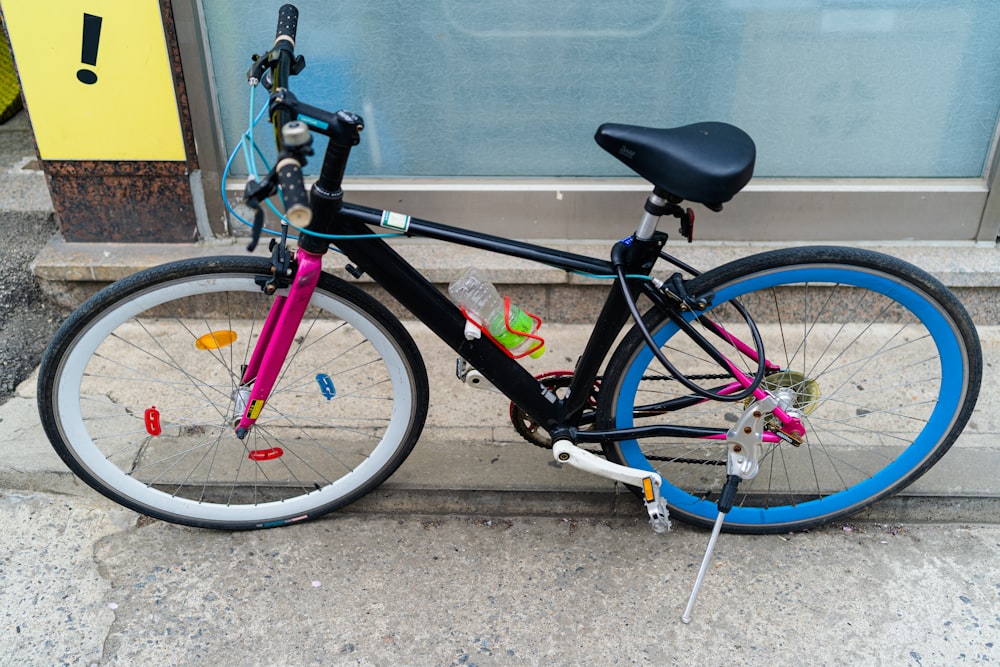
2, 0, 185, 161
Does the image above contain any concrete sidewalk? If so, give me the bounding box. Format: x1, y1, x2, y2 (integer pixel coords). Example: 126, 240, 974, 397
3, 491, 998, 665
2, 322, 999, 664
4, 318, 999, 525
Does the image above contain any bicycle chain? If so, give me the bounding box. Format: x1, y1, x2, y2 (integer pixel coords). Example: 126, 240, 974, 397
513, 372, 731, 465
642, 373, 732, 383
638, 373, 730, 464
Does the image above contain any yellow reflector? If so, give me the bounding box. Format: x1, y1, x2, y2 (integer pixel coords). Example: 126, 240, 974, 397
195, 330, 238, 350
642, 477, 655, 502
247, 400, 265, 420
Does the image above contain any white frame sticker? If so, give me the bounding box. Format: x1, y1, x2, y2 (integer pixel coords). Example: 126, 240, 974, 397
380, 210, 411, 232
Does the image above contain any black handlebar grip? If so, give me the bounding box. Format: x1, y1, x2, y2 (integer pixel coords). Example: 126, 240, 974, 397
275, 4, 299, 44
276, 157, 312, 226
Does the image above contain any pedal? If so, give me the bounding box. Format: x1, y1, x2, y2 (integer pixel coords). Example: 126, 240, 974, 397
455, 358, 500, 393
552, 440, 670, 534
641, 476, 671, 534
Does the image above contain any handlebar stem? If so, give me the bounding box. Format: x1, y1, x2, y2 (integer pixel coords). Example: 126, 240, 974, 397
269, 90, 363, 144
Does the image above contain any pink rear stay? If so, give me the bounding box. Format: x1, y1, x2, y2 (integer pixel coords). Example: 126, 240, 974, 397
234, 249, 805, 442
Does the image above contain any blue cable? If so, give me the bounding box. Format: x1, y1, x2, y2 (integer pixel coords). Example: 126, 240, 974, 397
220, 83, 404, 245
222, 85, 638, 284
571, 271, 653, 282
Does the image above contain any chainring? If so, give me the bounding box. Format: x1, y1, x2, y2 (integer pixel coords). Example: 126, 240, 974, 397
509, 371, 599, 448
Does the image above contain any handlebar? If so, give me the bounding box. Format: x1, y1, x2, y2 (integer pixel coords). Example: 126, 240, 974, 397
275, 4, 299, 44
269, 4, 301, 141
243, 4, 367, 249
276, 120, 311, 225
267, 5, 311, 228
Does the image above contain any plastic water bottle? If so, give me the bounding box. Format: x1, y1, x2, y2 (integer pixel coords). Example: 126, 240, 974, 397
448, 267, 545, 358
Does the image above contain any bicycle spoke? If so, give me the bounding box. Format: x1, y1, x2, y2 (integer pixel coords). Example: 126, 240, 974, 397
600, 247, 979, 532
40, 259, 427, 528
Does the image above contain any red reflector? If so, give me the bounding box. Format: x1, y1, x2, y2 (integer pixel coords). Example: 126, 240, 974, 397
248, 447, 284, 461
144, 407, 162, 436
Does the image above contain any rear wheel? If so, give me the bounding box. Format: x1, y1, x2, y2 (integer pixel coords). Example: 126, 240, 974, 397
38, 256, 429, 530
597, 247, 981, 533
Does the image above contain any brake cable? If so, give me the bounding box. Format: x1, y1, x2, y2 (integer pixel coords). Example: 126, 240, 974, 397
615, 264, 767, 403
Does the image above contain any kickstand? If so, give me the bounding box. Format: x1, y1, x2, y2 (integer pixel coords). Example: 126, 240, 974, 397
682, 474, 740, 624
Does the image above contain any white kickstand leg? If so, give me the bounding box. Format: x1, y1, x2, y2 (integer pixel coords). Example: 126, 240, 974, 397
682, 397, 774, 623
682, 509, 726, 624
680, 469, 744, 624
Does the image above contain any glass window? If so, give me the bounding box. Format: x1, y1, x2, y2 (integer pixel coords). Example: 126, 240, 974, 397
204, 1, 1000, 179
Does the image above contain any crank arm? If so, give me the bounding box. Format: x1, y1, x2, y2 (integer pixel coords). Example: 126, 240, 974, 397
552, 440, 670, 533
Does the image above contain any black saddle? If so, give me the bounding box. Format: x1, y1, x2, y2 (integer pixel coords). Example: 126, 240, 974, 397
595, 122, 756, 209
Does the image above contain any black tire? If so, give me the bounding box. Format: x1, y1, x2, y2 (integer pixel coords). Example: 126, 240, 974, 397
597, 246, 981, 533
38, 256, 429, 530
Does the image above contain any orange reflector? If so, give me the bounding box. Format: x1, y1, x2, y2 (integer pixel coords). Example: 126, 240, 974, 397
642, 477, 655, 502
195, 330, 238, 350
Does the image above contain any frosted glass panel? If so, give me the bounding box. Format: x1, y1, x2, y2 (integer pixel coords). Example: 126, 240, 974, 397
204, 1, 1000, 179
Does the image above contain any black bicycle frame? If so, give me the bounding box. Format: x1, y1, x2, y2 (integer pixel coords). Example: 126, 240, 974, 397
296, 190, 726, 444
260, 82, 735, 443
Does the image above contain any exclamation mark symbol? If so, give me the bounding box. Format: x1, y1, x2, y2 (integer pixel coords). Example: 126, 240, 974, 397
76, 13, 103, 85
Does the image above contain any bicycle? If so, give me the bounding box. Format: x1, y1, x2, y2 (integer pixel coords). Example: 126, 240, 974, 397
37, 5, 981, 620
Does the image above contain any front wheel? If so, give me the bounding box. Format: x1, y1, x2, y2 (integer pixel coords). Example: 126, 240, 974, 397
38, 256, 429, 530
597, 247, 981, 533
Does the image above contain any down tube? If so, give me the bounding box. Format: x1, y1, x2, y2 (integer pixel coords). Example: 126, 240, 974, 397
330, 231, 561, 430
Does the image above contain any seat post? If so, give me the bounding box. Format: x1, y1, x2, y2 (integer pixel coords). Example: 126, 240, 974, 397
635, 190, 669, 240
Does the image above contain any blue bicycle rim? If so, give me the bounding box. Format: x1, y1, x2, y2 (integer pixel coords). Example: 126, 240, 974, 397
614, 265, 967, 528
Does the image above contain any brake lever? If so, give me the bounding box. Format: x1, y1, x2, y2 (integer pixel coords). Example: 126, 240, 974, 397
243, 174, 278, 252
246, 205, 265, 253
247, 53, 269, 86
247, 49, 306, 88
